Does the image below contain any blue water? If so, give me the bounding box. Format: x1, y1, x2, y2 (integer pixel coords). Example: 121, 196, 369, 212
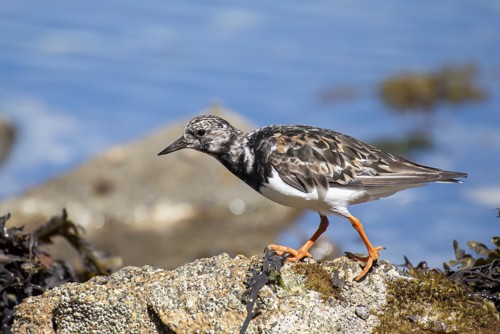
1, 0, 499, 268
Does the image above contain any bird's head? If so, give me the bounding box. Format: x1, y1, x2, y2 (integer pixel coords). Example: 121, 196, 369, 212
158, 115, 241, 156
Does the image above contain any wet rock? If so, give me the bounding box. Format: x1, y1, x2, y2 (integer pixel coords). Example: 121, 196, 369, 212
0, 119, 16, 167
379, 63, 486, 111
13, 254, 403, 334
0, 106, 302, 269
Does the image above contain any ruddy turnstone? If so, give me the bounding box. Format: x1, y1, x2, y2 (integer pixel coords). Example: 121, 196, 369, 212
158, 115, 467, 280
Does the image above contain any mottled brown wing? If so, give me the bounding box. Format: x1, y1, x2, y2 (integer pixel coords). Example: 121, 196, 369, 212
334, 132, 467, 186
254, 126, 361, 195
255, 125, 466, 194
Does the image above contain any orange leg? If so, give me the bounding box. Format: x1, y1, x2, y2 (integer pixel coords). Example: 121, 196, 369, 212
269, 214, 329, 262
345, 214, 384, 281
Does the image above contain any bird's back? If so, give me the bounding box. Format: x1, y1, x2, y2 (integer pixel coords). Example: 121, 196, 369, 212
248, 124, 467, 195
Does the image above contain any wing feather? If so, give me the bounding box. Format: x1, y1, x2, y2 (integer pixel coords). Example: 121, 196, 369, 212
252, 125, 467, 194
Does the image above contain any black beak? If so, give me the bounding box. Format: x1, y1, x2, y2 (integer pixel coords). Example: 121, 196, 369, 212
158, 136, 188, 156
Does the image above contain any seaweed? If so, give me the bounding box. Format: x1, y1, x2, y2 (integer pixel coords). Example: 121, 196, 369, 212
444, 237, 500, 313
0, 210, 118, 333
374, 270, 499, 333
240, 248, 287, 334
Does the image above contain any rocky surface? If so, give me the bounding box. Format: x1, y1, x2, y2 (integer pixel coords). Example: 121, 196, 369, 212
13, 253, 403, 334
0, 106, 303, 269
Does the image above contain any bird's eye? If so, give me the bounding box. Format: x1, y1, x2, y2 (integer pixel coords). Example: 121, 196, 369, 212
196, 129, 206, 136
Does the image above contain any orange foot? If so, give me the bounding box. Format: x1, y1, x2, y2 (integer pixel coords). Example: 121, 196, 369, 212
268, 243, 312, 262
346, 245, 384, 281
267, 214, 329, 262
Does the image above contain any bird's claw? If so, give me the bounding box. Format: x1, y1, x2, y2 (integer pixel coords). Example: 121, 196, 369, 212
268, 244, 312, 262
345, 245, 384, 281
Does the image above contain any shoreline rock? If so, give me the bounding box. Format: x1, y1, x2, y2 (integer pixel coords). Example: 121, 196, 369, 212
13, 254, 401, 333
13, 253, 499, 333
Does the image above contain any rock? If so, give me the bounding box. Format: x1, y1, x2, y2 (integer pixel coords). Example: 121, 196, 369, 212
0, 106, 302, 269
355, 305, 370, 320
14, 254, 500, 333
0, 119, 16, 167
12, 254, 403, 334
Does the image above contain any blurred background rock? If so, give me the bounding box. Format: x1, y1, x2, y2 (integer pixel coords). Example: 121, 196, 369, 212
0, 119, 16, 168
0, 106, 305, 269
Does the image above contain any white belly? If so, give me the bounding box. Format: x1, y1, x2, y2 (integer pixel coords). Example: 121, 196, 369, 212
259, 169, 366, 217
259, 168, 420, 217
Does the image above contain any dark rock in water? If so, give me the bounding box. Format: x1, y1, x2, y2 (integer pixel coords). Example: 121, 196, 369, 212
0, 119, 16, 167
0, 107, 302, 269
379, 63, 486, 111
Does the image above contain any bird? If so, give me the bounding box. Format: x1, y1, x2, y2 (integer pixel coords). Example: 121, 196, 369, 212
158, 115, 467, 280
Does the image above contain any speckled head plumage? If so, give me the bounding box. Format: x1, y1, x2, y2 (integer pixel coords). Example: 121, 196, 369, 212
158, 115, 243, 156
